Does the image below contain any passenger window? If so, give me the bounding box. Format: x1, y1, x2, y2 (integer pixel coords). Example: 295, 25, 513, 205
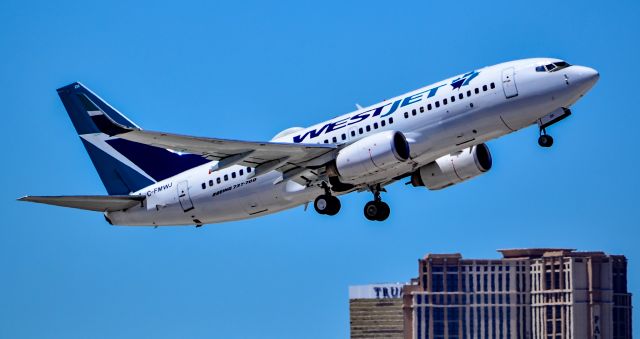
420, 106, 424, 113
389, 117, 394, 124
435, 101, 440, 108
366, 125, 371, 132
427, 103, 432, 110
483, 85, 488, 91
467, 90, 471, 97
373, 122, 378, 129
247, 167, 252, 173
232, 172, 236, 179
201, 183, 206, 189
332, 136, 337, 143
324, 139, 329, 144
239, 169, 244, 176
359, 128, 363, 134
443, 98, 448, 105
451, 96, 455, 102
381, 120, 386, 127
490, 82, 495, 89
341, 133, 346, 140
224, 174, 229, 181
412, 109, 416, 116
217, 177, 221, 184
404, 112, 409, 118
459, 93, 464, 99
475, 88, 480, 94
351, 130, 356, 137
209, 180, 213, 186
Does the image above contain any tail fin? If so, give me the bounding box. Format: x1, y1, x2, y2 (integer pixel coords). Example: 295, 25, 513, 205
57, 82, 209, 195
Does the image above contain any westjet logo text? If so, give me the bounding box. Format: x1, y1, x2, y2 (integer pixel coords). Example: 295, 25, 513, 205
292, 71, 479, 143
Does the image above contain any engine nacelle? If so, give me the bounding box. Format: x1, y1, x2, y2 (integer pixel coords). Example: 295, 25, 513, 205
329, 131, 410, 183
411, 144, 492, 190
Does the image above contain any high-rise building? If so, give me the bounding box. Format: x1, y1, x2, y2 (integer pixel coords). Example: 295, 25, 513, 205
349, 283, 405, 339
402, 249, 632, 339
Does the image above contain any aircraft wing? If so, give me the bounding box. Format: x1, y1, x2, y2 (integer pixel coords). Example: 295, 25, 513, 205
18, 195, 145, 212
116, 129, 337, 174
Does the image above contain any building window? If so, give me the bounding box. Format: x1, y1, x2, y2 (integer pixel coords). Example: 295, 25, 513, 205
432, 274, 444, 292
447, 273, 459, 291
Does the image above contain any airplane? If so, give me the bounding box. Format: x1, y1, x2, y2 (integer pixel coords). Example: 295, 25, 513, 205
18, 58, 599, 226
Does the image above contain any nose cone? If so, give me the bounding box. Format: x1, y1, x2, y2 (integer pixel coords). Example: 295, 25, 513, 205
572, 65, 600, 90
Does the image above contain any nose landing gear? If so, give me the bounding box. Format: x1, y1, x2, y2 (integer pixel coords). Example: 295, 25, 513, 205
538, 128, 554, 148
363, 185, 390, 222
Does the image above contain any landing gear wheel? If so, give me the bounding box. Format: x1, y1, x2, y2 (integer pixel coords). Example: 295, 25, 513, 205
364, 201, 380, 221
314, 195, 341, 216
538, 134, 554, 148
376, 201, 390, 221
363, 201, 390, 221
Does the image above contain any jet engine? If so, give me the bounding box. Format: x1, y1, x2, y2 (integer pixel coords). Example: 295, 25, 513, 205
411, 144, 492, 190
328, 130, 410, 183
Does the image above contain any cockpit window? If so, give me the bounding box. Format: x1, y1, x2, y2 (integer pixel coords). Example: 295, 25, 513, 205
536, 61, 571, 72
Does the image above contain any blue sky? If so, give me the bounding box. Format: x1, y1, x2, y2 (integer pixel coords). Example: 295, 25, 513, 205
1, 0, 638, 338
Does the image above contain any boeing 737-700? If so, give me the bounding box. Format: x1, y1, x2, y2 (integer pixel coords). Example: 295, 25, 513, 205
19, 58, 599, 225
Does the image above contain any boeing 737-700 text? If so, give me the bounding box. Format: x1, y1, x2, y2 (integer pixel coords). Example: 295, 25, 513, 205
19, 58, 599, 225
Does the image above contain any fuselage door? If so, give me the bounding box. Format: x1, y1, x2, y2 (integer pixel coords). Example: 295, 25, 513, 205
177, 180, 194, 212
501, 67, 518, 99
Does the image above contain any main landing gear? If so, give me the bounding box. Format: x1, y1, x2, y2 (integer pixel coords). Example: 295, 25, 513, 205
538, 128, 554, 148
313, 182, 390, 221
314, 182, 341, 216
363, 185, 390, 222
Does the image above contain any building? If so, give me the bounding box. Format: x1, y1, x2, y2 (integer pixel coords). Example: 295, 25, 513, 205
349, 248, 632, 339
403, 248, 632, 339
349, 283, 406, 338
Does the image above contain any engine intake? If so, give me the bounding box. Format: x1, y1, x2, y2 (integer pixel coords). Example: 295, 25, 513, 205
411, 143, 492, 190
329, 130, 410, 183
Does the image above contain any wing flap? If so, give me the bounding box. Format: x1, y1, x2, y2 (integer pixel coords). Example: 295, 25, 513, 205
18, 195, 145, 212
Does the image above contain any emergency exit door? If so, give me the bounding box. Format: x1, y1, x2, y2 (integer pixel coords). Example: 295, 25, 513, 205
502, 67, 518, 98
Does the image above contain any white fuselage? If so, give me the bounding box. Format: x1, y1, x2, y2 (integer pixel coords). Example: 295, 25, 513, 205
107, 58, 598, 226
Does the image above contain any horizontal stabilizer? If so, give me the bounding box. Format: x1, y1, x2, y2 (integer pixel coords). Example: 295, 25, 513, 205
18, 195, 145, 212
